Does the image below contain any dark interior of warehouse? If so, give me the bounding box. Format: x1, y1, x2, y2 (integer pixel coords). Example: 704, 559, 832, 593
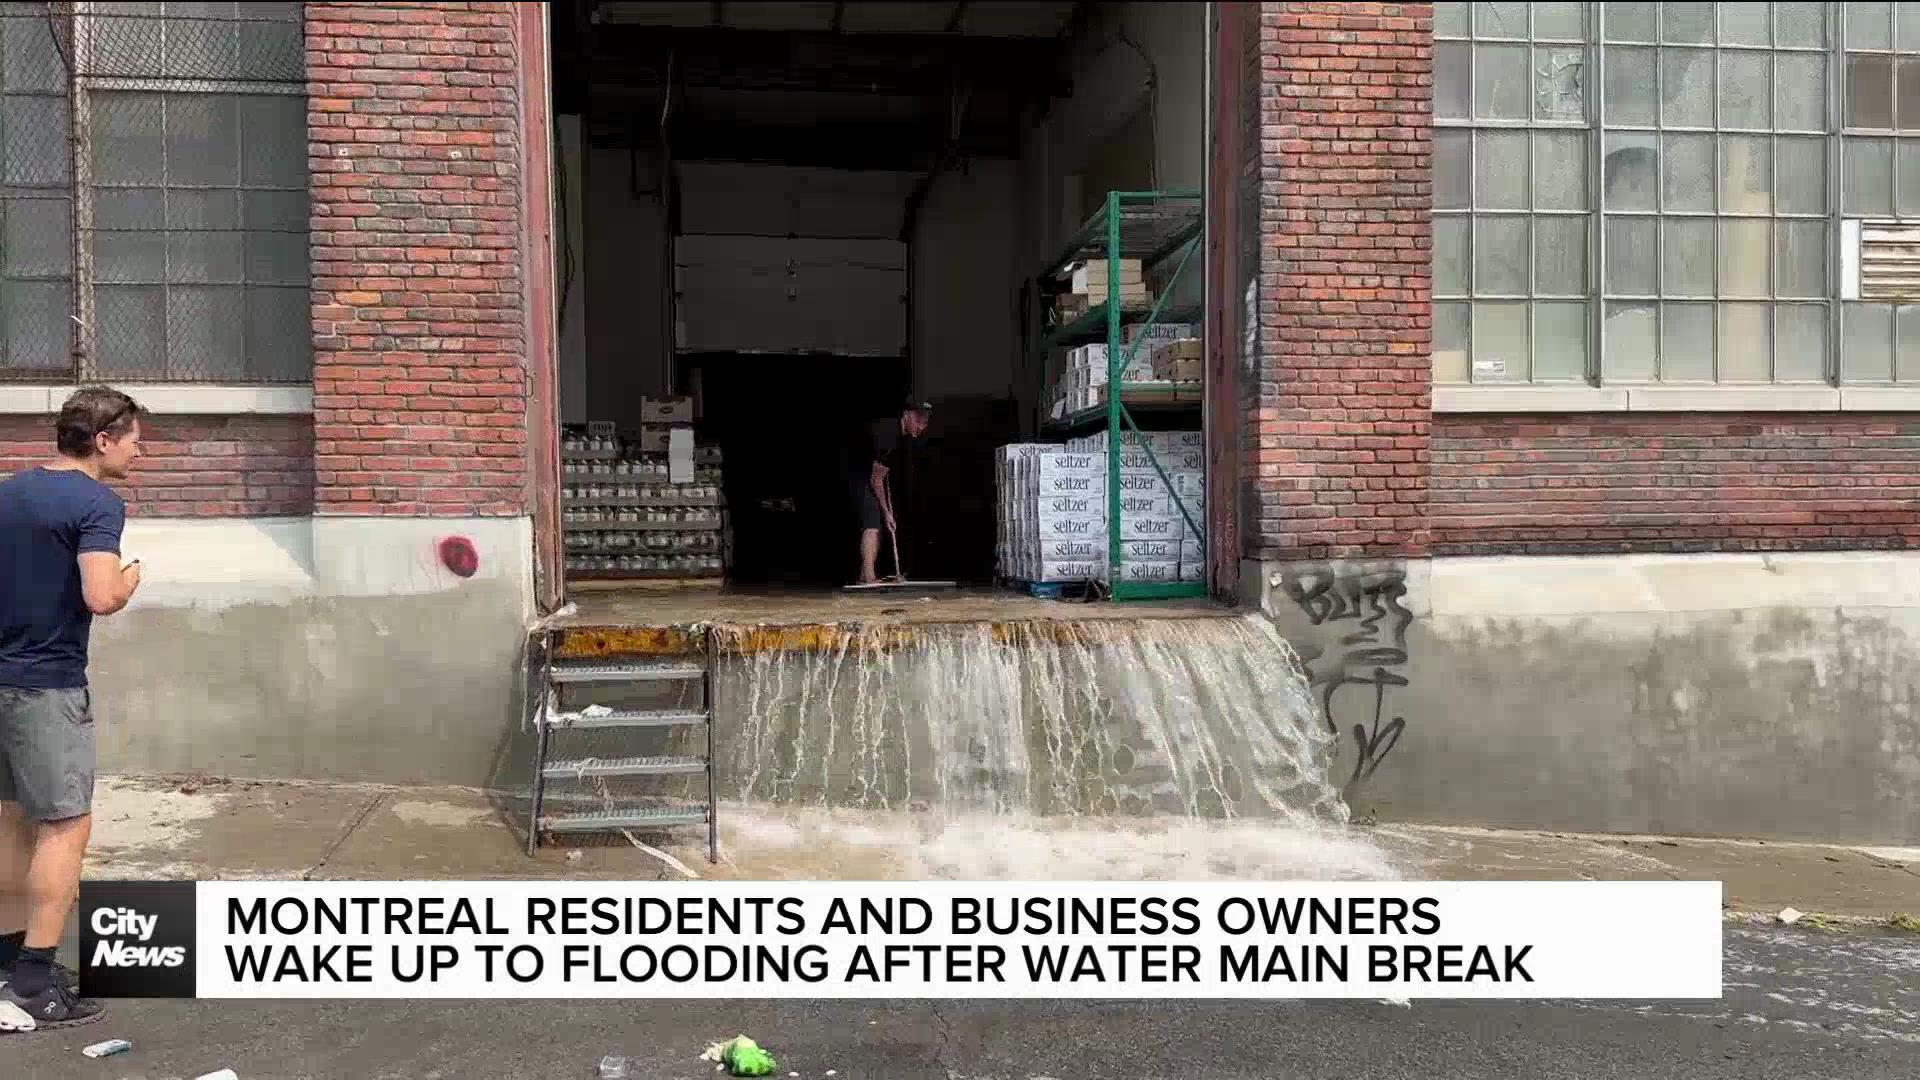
547, 1, 1204, 589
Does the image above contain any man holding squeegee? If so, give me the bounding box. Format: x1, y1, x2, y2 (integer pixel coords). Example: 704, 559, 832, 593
845, 398, 931, 585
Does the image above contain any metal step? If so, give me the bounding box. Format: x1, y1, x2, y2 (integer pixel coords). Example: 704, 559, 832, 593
549, 660, 705, 684
546, 707, 709, 730
542, 804, 710, 833
542, 754, 708, 780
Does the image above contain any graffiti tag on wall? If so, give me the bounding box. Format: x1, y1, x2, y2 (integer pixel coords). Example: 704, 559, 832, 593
1279, 565, 1412, 801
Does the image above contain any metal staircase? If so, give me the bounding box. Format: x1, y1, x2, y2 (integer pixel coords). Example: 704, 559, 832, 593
526, 642, 718, 861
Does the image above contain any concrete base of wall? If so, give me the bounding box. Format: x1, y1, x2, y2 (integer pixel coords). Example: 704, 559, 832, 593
91, 516, 534, 785
1244, 553, 1920, 846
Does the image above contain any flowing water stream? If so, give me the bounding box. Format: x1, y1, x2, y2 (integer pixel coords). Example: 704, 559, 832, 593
716, 614, 1349, 826
544, 613, 1391, 879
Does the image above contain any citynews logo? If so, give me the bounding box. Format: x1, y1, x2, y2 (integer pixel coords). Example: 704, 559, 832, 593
92, 908, 185, 967
78, 881, 198, 998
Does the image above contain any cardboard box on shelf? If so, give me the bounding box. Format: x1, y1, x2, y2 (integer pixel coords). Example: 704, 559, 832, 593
1034, 493, 1103, 518
1125, 322, 1198, 346
641, 396, 695, 424
1119, 449, 1205, 474
1040, 517, 1103, 539
1035, 560, 1102, 583
1116, 560, 1181, 584
1080, 287, 1153, 308
1041, 537, 1103, 562
1152, 339, 1205, 382
1032, 450, 1102, 477
1117, 492, 1172, 517
1114, 515, 1185, 541
1154, 359, 1201, 384
1067, 343, 1107, 371
1068, 259, 1144, 292
637, 426, 672, 453
1119, 538, 1182, 563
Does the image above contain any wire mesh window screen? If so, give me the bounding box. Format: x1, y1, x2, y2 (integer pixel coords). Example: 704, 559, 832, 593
0, 3, 307, 384
83, 2, 309, 382
0, 11, 75, 378
85, 1, 304, 83
91, 89, 308, 380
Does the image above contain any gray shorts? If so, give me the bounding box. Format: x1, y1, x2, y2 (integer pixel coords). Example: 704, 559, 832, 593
0, 687, 95, 822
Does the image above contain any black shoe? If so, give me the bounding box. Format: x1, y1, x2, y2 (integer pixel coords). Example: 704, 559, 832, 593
0, 961, 77, 992
0, 981, 104, 1032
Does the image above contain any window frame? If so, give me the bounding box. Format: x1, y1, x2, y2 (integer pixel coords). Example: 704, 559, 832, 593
1433, 1, 1920, 393
0, 2, 310, 388
1434, 3, 1599, 385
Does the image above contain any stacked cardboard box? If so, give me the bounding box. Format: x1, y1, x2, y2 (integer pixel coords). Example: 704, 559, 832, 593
1054, 258, 1155, 324
1063, 430, 1206, 582
1046, 325, 1199, 419
1068, 259, 1150, 303
1151, 339, 1203, 383
996, 436, 1207, 584
636, 396, 695, 453
1125, 322, 1196, 349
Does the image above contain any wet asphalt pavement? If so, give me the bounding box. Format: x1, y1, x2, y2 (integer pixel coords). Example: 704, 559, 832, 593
10, 923, 1918, 1078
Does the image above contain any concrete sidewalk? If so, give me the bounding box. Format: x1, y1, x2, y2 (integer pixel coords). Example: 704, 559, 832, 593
85, 774, 1920, 923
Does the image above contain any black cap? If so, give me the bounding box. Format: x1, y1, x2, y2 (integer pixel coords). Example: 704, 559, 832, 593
904, 398, 933, 413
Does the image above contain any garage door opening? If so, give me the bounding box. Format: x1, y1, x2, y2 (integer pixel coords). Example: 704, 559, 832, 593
544, 0, 1213, 605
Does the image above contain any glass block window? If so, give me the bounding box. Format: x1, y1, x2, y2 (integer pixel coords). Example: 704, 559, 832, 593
1434, 2, 1594, 383
1435, 3, 1920, 387
1598, 2, 1831, 382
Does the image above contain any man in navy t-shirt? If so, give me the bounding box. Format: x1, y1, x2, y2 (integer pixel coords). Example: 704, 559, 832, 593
0, 386, 143, 1031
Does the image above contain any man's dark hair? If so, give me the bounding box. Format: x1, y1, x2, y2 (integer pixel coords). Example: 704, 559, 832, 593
55, 385, 142, 457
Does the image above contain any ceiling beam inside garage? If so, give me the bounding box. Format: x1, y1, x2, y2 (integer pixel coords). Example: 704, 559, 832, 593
579, 25, 1069, 99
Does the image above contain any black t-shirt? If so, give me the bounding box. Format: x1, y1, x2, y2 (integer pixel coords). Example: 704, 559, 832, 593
847, 418, 901, 481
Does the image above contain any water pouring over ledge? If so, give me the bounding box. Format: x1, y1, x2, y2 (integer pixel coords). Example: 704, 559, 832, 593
715, 614, 1350, 828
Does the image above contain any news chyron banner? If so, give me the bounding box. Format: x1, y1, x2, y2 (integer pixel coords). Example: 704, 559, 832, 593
79, 880, 1722, 1000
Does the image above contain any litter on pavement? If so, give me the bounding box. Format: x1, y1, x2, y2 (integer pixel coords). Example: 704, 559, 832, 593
80, 1038, 132, 1058
701, 1035, 777, 1077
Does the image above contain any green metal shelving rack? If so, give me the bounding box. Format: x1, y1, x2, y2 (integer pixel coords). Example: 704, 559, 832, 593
1036, 191, 1205, 602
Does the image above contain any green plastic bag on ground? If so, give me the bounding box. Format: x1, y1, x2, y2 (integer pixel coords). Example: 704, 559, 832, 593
714, 1035, 776, 1077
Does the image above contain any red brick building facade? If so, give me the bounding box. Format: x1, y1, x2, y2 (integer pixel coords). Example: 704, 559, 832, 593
9, 1, 1908, 579
307, 0, 532, 519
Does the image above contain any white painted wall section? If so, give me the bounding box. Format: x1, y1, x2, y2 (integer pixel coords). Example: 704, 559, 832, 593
116, 516, 535, 616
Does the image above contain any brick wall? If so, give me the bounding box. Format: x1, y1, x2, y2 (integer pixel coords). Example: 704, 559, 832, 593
1433, 413, 1920, 554
0, 415, 314, 518
305, 2, 528, 517
1247, 2, 1432, 561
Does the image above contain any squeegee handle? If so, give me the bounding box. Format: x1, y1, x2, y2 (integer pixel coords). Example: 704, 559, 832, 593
885, 477, 903, 578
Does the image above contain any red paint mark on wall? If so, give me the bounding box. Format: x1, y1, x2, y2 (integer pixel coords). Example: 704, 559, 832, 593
439, 537, 479, 578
